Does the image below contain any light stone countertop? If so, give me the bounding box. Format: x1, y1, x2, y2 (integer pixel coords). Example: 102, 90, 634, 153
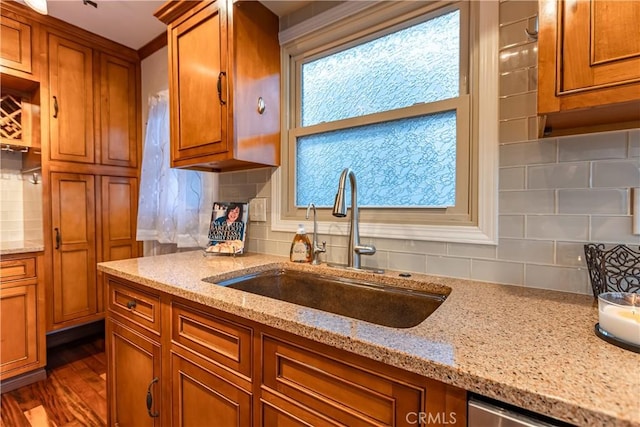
0, 240, 45, 255
97, 251, 640, 427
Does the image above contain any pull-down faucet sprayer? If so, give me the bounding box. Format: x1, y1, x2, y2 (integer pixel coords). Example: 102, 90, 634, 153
332, 168, 376, 269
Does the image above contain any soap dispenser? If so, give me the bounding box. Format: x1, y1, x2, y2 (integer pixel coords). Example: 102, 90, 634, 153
290, 224, 312, 263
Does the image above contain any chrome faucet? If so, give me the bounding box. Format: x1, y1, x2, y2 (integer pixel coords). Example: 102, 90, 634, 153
305, 202, 326, 265
332, 168, 376, 269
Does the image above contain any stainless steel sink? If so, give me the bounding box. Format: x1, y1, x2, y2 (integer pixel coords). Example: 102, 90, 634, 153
206, 269, 447, 328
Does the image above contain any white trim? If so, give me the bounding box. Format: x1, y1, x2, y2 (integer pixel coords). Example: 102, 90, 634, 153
278, 2, 380, 45
272, 1, 499, 245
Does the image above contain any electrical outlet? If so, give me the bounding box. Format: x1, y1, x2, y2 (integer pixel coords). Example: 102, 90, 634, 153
249, 198, 267, 222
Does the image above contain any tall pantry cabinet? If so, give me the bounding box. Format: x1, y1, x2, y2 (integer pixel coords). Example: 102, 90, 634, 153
0, 1, 143, 332
44, 25, 142, 331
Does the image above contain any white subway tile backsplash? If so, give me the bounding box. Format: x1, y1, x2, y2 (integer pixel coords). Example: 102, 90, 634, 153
527, 163, 589, 189
500, 118, 529, 143
592, 159, 640, 188
498, 214, 525, 238
500, 69, 529, 96
499, 167, 526, 190
388, 252, 426, 274
630, 129, 640, 157
426, 256, 471, 279
500, 92, 537, 120
556, 242, 588, 267
591, 216, 640, 244
471, 259, 524, 285
499, 43, 537, 72
526, 215, 589, 241
497, 238, 554, 263
375, 238, 447, 255
525, 264, 590, 294
499, 190, 555, 213
558, 131, 627, 162
558, 189, 628, 215
500, 140, 557, 166
447, 242, 497, 259
499, 20, 531, 49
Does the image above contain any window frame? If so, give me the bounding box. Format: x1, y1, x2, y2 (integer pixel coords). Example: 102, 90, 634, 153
271, 0, 498, 245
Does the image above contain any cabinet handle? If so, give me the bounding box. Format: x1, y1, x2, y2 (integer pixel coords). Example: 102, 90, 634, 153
217, 71, 226, 105
54, 228, 61, 249
146, 377, 159, 418
53, 96, 59, 118
126, 300, 136, 310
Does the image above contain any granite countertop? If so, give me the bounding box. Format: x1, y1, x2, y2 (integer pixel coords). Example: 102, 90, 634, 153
98, 251, 640, 427
0, 240, 45, 255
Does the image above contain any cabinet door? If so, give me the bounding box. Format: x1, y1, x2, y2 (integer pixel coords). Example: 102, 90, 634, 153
560, 0, 640, 93
107, 319, 162, 427
170, 352, 252, 427
101, 176, 139, 262
0, 284, 37, 377
50, 172, 97, 326
169, 1, 228, 166
100, 54, 138, 168
0, 13, 32, 75
48, 34, 95, 164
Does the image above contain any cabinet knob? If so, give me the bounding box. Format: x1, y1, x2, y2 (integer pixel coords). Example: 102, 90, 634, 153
126, 300, 136, 310
257, 97, 266, 114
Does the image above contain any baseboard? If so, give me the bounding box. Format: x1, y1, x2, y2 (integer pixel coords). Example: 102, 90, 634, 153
46, 319, 105, 349
0, 368, 47, 394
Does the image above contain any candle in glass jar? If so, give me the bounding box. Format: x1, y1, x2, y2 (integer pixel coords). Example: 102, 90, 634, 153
599, 304, 640, 345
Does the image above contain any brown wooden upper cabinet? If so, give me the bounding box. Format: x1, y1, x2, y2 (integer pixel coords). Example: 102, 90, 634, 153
48, 33, 95, 164
155, 0, 280, 172
0, 9, 39, 86
538, 0, 640, 135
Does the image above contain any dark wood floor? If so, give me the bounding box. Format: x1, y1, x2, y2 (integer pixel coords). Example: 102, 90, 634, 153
1, 335, 107, 427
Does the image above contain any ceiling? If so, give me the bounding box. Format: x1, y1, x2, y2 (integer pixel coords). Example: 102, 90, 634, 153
16, 0, 311, 51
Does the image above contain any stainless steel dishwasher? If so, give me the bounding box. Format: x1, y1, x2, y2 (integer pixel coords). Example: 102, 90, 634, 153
468, 398, 566, 427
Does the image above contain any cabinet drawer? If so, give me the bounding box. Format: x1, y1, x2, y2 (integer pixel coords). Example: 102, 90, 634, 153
262, 335, 425, 427
108, 279, 160, 334
0, 257, 36, 283
171, 302, 252, 378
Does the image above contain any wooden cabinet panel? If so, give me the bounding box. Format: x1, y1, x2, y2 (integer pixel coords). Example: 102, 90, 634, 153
0, 257, 36, 281
0, 13, 32, 75
169, 1, 227, 165
170, 352, 252, 427
101, 176, 139, 262
100, 54, 138, 168
538, 0, 640, 134
107, 319, 162, 427
50, 172, 97, 326
262, 335, 425, 427
0, 284, 37, 375
171, 301, 252, 379
48, 34, 95, 163
108, 278, 161, 335
0, 253, 45, 383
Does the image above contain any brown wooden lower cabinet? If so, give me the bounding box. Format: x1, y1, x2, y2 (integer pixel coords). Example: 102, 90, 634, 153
0, 253, 46, 387
105, 274, 467, 426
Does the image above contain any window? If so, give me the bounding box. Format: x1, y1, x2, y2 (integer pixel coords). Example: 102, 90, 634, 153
274, 1, 498, 243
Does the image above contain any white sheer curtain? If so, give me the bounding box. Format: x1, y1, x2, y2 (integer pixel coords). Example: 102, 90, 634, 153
136, 91, 215, 249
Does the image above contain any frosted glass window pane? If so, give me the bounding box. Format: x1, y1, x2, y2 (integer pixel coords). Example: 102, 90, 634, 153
296, 111, 456, 208
301, 10, 459, 126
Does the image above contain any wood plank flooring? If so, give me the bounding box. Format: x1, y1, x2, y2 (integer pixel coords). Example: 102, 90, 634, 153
1, 335, 106, 427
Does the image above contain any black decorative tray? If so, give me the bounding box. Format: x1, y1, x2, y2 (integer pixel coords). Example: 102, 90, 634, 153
594, 323, 640, 354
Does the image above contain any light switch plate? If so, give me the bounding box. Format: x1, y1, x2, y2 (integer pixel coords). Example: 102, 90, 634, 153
249, 197, 267, 222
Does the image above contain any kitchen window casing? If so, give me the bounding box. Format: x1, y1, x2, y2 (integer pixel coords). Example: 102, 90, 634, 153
272, 1, 498, 244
